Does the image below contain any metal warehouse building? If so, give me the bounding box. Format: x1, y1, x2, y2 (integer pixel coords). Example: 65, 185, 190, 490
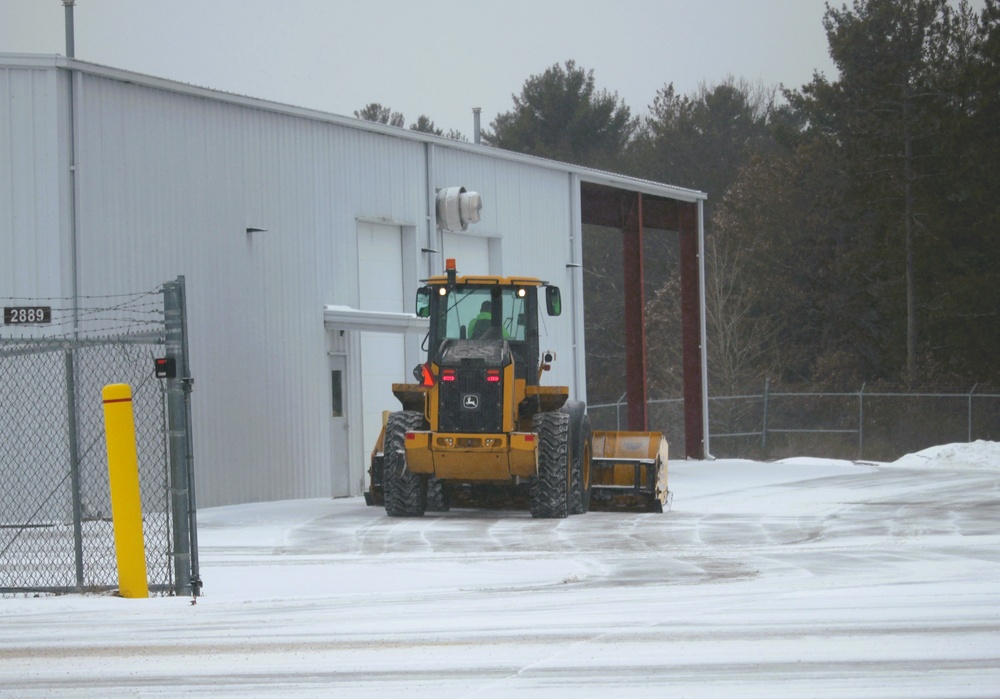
1, 53, 707, 507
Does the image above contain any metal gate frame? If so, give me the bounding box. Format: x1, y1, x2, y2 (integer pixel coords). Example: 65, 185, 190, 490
0, 277, 199, 596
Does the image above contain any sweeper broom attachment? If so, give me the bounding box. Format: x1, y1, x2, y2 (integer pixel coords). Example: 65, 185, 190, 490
589, 431, 671, 513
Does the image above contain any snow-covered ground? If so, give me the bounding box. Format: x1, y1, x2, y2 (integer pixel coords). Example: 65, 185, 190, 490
2, 442, 999, 698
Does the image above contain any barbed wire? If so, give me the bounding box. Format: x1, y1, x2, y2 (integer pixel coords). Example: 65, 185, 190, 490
1, 286, 165, 340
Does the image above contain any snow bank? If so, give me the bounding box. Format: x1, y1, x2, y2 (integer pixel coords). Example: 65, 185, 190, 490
889, 440, 1000, 471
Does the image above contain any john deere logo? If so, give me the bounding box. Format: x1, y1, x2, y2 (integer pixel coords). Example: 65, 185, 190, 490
462, 394, 480, 410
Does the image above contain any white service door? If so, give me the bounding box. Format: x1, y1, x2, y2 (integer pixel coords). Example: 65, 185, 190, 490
357, 221, 406, 471
329, 353, 350, 497
443, 232, 491, 275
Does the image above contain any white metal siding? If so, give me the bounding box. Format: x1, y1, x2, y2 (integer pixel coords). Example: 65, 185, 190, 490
0, 66, 65, 300
70, 73, 427, 506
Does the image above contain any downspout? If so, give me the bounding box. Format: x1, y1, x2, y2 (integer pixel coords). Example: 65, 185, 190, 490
568, 174, 585, 402
424, 142, 438, 277
698, 198, 713, 459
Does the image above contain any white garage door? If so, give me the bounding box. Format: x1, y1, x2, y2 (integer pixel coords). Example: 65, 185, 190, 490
357, 221, 406, 467
443, 232, 491, 275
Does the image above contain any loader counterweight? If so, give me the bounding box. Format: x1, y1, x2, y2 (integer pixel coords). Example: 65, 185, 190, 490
399, 430, 539, 479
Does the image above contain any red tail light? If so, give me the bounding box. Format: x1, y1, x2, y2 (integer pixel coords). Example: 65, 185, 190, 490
486, 369, 501, 383
441, 368, 457, 382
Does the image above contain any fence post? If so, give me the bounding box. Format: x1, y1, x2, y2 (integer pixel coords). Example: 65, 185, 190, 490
968, 383, 977, 443
858, 382, 866, 460
64, 349, 85, 590
761, 377, 771, 457
163, 278, 193, 596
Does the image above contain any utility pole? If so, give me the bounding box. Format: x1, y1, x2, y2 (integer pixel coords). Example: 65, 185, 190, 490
63, 0, 76, 58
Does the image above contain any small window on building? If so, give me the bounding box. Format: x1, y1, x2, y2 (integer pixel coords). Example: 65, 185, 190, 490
331, 370, 343, 417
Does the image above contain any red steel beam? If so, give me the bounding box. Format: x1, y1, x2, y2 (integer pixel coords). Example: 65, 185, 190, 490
622, 193, 649, 431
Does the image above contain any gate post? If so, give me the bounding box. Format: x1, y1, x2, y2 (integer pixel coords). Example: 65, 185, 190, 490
163, 278, 196, 595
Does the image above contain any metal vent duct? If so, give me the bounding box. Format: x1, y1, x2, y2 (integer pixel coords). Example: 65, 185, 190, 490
436, 186, 482, 231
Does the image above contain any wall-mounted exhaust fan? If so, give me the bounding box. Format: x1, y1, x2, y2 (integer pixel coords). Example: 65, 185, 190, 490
436, 186, 482, 232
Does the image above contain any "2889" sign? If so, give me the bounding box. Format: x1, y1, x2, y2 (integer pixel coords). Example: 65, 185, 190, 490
4, 307, 52, 324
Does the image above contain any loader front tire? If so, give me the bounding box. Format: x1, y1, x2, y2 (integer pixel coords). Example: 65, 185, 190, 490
383, 410, 427, 517
426, 477, 450, 512
529, 411, 571, 519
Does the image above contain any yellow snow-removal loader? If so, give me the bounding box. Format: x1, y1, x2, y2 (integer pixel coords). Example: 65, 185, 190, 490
365, 259, 670, 517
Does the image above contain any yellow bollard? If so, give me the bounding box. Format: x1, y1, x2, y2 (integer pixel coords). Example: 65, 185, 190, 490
102, 383, 149, 599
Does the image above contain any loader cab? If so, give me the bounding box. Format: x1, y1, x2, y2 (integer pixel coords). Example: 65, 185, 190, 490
416, 276, 556, 386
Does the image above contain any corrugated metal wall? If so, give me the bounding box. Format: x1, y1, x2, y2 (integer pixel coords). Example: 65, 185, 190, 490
70, 72, 433, 506
1, 57, 594, 507
0, 64, 67, 300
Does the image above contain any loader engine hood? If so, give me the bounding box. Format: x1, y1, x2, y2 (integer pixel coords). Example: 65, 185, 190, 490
437, 338, 510, 366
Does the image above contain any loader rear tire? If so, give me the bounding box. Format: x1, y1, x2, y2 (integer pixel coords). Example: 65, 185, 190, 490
569, 415, 592, 515
562, 402, 592, 515
529, 411, 571, 519
383, 411, 427, 517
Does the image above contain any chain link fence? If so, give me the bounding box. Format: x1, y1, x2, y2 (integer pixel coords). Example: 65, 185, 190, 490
0, 279, 198, 596
590, 382, 1000, 463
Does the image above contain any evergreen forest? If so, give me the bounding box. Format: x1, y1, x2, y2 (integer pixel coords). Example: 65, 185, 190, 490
357, 0, 1000, 400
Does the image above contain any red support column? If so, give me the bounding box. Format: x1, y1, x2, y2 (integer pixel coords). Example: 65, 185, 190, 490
622, 193, 649, 431
679, 203, 705, 458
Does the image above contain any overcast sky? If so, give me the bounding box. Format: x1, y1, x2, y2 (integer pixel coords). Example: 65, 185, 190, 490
5, 1, 843, 136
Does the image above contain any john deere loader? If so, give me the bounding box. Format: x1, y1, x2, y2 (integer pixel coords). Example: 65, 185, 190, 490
366, 259, 670, 518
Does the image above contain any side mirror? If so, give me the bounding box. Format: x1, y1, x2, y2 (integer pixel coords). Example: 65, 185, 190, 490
415, 287, 431, 318
545, 286, 562, 316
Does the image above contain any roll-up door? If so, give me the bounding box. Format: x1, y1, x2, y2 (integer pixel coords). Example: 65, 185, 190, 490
442, 232, 490, 275
357, 221, 406, 472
